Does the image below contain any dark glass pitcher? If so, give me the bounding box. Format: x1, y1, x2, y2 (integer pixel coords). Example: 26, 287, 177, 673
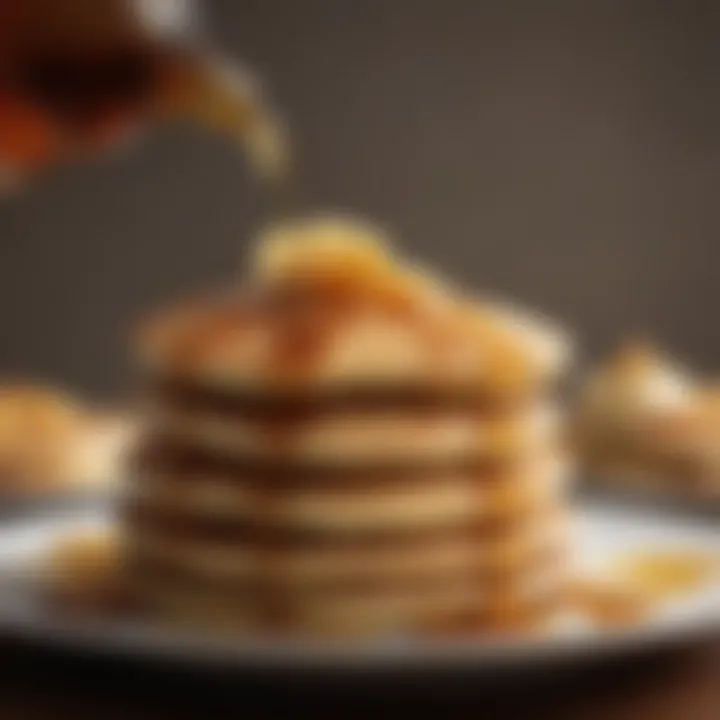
0, 0, 285, 185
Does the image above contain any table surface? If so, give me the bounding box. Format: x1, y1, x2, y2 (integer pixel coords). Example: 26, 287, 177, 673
0, 638, 717, 719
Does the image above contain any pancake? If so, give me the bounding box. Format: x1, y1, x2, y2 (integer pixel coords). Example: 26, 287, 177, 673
127, 452, 570, 530
142, 400, 561, 464
123, 497, 567, 544
129, 472, 475, 529
134, 578, 477, 636
149, 375, 545, 417
140, 296, 569, 399
132, 435, 553, 480
124, 508, 569, 586
138, 217, 570, 397
128, 539, 568, 594
131, 567, 567, 636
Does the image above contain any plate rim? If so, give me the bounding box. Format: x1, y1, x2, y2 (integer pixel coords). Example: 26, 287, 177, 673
0, 500, 717, 671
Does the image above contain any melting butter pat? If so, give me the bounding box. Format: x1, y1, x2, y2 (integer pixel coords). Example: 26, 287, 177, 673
254, 216, 393, 283
611, 549, 720, 598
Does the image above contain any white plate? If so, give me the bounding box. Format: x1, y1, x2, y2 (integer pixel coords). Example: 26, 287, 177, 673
0, 500, 717, 672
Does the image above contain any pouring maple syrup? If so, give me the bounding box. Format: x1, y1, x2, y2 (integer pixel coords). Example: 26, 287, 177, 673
0, 0, 288, 193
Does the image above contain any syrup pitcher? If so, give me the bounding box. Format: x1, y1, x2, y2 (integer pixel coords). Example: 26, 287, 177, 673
0, 0, 287, 188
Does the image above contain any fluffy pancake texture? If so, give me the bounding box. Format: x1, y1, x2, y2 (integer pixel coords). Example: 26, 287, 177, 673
127, 215, 573, 636
138, 215, 570, 394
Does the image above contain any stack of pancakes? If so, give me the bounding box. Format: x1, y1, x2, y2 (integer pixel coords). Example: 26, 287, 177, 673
126, 217, 573, 636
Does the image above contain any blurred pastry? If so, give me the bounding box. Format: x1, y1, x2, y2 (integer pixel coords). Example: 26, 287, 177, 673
646, 386, 720, 496
126, 215, 573, 636
577, 342, 720, 498
579, 341, 692, 428
0, 384, 133, 495
74, 410, 136, 490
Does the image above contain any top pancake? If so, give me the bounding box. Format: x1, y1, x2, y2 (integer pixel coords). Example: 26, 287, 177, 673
138, 216, 570, 397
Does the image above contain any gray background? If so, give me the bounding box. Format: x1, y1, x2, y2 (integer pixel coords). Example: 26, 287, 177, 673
0, 0, 718, 397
